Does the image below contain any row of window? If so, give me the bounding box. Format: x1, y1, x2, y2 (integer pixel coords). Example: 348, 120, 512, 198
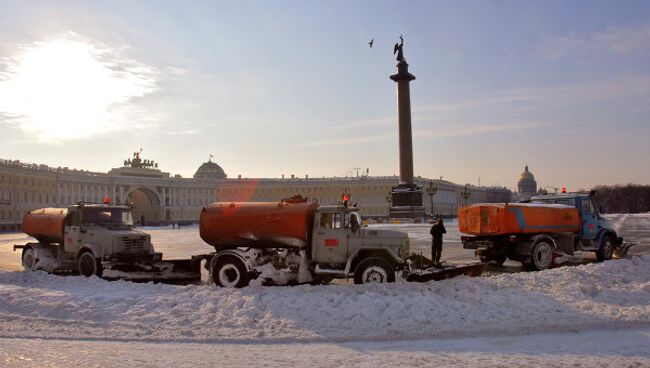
0, 174, 56, 188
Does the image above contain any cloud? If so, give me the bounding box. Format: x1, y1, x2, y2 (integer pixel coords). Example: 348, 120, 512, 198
317, 75, 650, 146
417, 121, 543, 138
595, 24, 650, 54
0, 32, 158, 142
416, 75, 650, 117
540, 23, 650, 61
330, 117, 393, 131
540, 34, 589, 61
293, 132, 394, 148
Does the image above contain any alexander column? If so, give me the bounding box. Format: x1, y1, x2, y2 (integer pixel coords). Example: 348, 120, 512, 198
389, 36, 425, 218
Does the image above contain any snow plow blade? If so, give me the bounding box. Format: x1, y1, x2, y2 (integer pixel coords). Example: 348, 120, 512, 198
614, 242, 638, 258
102, 256, 203, 283
404, 262, 485, 282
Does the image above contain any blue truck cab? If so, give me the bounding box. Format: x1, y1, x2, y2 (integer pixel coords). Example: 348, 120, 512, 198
529, 192, 622, 261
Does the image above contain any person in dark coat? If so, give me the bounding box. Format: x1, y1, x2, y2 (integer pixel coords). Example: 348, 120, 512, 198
430, 218, 446, 265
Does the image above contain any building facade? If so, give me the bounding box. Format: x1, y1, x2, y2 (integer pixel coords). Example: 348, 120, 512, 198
0, 157, 512, 231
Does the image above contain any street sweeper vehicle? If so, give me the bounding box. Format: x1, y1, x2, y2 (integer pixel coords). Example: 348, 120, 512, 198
200, 195, 483, 287
199, 195, 413, 286
459, 192, 623, 271
15, 201, 200, 281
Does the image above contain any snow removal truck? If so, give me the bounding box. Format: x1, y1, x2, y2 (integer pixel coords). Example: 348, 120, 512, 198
459, 192, 623, 271
200, 195, 412, 287
15, 201, 200, 281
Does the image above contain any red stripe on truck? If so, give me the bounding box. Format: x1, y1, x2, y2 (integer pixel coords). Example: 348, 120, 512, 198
325, 238, 339, 247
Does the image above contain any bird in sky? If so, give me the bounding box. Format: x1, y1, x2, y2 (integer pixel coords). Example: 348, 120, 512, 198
369, 38, 374, 48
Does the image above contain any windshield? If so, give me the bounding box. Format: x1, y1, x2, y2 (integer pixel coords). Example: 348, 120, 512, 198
533, 198, 576, 207
345, 211, 362, 228
83, 207, 134, 226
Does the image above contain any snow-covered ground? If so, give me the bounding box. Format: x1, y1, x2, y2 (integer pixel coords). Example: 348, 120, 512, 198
3, 328, 650, 367
0, 214, 649, 367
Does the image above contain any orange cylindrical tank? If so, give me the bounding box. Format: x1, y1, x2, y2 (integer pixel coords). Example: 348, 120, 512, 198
459, 203, 580, 236
22, 208, 68, 244
200, 200, 319, 250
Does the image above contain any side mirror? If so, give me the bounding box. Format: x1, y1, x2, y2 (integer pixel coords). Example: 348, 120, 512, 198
351, 221, 360, 232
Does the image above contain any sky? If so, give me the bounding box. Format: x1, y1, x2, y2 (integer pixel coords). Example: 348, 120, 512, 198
0, 0, 649, 191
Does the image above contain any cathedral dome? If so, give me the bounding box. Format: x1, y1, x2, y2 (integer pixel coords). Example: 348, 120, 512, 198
517, 165, 537, 195
194, 159, 227, 179
519, 166, 535, 181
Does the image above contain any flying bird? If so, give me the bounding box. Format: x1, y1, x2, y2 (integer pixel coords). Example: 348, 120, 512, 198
369, 38, 374, 48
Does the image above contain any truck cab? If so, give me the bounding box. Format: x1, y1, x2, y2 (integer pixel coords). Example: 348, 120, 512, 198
64, 203, 156, 262
311, 205, 410, 283
529, 192, 621, 260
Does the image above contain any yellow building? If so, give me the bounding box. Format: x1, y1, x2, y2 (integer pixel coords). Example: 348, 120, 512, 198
0, 157, 511, 231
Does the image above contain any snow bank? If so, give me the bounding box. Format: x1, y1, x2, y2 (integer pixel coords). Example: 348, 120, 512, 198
0, 257, 649, 343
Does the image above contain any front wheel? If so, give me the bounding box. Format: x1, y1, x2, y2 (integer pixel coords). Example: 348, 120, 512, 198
524, 240, 553, 271
211, 255, 250, 288
22, 247, 35, 271
596, 236, 614, 261
353, 257, 395, 284
78, 251, 103, 277
492, 255, 507, 266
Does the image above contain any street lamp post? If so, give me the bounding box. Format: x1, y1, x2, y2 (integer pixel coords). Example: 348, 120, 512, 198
460, 184, 472, 206
425, 180, 437, 219
385, 194, 392, 222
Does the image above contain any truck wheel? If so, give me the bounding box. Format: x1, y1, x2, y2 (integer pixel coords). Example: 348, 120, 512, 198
211, 256, 250, 288
480, 255, 506, 266
78, 251, 103, 278
492, 255, 507, 266
596, 236, 614, 262
353, 257, 395, 284
22, 247, 35, 271
526, 240, 553, 271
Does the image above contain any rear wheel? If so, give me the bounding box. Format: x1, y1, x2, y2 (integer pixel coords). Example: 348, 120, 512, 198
22, 247, 35, 271
211, 255, 250, 288
596, 236, 614, 262
78, 251, 102, 277
524, 240, 553, 271
353, 257, 395, 284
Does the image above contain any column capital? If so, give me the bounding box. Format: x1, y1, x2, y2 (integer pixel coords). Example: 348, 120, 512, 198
390, 60, 415, 82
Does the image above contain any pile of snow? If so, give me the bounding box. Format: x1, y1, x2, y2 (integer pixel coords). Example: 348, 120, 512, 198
1, 256, 649, 343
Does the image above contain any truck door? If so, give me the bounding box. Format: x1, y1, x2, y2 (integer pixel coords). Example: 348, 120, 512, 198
580, 198, 598, 240
312, 212, 348, 264
63, 209, 82, 254
345, 211, 363, 254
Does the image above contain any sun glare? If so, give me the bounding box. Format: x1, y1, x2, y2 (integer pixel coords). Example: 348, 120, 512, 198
0, 36, 155, 141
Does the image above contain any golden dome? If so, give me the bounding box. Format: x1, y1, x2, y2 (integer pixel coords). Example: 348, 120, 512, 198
519, 165, 535, 181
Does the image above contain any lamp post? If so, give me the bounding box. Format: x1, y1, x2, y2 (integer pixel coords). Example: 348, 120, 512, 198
460, 184, 472, 206
385, 194, 392, 222
425, 180, 437, 219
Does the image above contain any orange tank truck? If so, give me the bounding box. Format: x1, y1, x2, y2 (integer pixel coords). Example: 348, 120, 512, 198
459, 203, 580, 236
21, 207, 68, 244
460, 192, 622, 271
200, 200, 319, 250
